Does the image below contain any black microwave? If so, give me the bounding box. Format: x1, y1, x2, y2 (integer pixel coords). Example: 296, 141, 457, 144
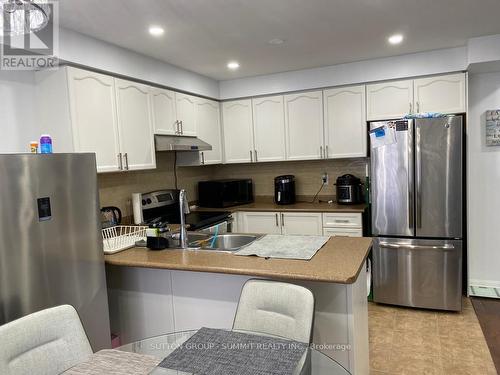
198, 179, 254, 208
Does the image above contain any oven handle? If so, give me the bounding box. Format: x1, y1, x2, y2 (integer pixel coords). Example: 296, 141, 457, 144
379, 242, 455, 251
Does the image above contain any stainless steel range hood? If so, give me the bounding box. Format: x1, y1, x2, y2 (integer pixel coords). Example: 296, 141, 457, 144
155, 135, 212, 151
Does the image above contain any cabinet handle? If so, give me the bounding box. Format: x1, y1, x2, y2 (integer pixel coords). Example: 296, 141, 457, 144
201, 152, 205, 165
335, 219, 350, 223
180, 120, 184, 135
320, 146, 323, 159
416, 101, 420, 113
254, 149, 258, 162
118, 153, 123, 170
325, 145, 328, 159
174, 120, 179, 134
409, 102, 412, 114
250, 150, 253, 162
124, 152, 129, 170
281, 213, 284, 227
275, 213, 279, 227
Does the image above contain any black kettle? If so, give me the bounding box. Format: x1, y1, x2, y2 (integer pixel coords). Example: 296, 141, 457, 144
100, 206, 122, 228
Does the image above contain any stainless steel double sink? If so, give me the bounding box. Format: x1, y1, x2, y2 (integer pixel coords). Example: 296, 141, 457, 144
182, 232, 262, 252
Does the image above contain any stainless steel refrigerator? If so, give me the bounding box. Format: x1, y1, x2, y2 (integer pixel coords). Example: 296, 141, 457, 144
0, 153, 111, 349
369, 116, 463, 311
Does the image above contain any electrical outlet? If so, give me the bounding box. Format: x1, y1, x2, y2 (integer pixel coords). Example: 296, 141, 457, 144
322, 173, 329, 185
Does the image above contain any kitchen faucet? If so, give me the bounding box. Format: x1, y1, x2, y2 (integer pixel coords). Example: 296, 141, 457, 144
179, 189, 190, 248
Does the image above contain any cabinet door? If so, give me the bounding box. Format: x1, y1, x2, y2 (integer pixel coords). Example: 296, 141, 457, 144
413, 73, 466, 114
240, 212, 282, 234
284, 91, 324, 160
67, 68, 121, 173
324, 85, 366, 158
222, 100, 254, 164
115, 79, 156, 171
281, 212, 323, 235
366, 80, 413, 120
196, 98, 222, 165
175, 93, 197, 136
252, 96, 286, 162
150, 88, 177, 135
323, 228, 363, 237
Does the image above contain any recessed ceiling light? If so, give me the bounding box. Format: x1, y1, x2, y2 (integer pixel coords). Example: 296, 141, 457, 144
268, 38, 285, 45
149, 26, 165, 37
388, 34, 404, 45
227, 61, 240, 70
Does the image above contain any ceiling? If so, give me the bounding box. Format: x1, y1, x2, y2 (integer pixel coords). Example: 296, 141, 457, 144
59, 0, 500, 81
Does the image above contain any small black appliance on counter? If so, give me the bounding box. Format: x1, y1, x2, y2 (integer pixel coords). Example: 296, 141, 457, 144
335, 174, 364, 204
274, 175, 296, 205
198, 179, 253, 208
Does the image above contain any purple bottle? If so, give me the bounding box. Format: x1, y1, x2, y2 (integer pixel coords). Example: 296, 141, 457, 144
40, 134, 53, 154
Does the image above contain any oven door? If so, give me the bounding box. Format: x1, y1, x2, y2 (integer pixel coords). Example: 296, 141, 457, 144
373, 237, 462, 311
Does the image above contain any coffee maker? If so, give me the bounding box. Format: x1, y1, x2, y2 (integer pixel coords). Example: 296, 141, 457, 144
274, 175, 296, 205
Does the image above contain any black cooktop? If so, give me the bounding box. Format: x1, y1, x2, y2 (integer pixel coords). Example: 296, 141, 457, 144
147, 211, 231, 231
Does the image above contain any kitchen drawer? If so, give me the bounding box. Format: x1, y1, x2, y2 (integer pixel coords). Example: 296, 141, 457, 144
322, 213, 362, 228
323, 227, 363, 237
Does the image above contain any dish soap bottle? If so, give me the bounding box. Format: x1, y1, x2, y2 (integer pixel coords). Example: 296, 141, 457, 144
39, 135, 53, 154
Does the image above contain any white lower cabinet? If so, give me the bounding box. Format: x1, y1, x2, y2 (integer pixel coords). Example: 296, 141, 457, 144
240, 212, 282, 234
323, 227, 363, 237
281, 212, 323, 235
239, 211, 323, 235
323, 212, 363, 237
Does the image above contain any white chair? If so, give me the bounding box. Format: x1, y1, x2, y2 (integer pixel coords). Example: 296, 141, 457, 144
0, 305, 93, 375
233, 279, 315, 343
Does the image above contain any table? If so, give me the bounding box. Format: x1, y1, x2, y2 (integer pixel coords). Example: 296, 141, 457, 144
117, 329, 351, 375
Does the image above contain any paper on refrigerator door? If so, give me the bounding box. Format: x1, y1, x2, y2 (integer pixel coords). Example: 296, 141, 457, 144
369, 124, 397, 148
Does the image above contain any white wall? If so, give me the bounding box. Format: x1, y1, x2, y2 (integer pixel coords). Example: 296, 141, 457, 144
59, 28, 219, 99
219, 47, 467, 99
0, 71, 38, 153
467, 71, 500, 289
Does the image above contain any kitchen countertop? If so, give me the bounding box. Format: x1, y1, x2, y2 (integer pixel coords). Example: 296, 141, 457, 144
192, 197, 366, 213
104, 236, 372, 284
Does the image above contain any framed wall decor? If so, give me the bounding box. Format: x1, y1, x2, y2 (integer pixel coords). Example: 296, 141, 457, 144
486, 110, 500, 146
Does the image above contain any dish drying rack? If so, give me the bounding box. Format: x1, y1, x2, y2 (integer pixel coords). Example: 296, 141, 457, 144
102, 225, 147, 254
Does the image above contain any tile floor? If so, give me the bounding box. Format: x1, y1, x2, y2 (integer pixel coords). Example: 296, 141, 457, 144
369, 298, 497, 375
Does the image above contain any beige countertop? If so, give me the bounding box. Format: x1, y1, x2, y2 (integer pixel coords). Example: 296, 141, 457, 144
193, 197, 367, 213
104, 236, 372, 284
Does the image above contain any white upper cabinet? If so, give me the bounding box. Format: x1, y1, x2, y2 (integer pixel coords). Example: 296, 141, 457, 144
284, 91, 324, 160
413, 73, 466, 114
222, 100, 254, 164
366, 79, 413, 121
196, 98, 222, 165
114, 79, 156, 171
175, 93, 197, 136
150, 88, 177, 135
323, 85, 367, 158
252, 96, 286, 162
66, 68, 121, 173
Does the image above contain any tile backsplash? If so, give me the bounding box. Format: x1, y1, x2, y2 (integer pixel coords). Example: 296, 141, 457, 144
98, 152, 367, 216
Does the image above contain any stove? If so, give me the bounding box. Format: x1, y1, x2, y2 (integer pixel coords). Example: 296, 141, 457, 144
132, 189, 231, 231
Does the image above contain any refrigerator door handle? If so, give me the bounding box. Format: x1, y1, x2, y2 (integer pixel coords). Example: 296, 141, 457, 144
408, 122, 414, 230
416, 125, 422, 228
379, 242, 455, 251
